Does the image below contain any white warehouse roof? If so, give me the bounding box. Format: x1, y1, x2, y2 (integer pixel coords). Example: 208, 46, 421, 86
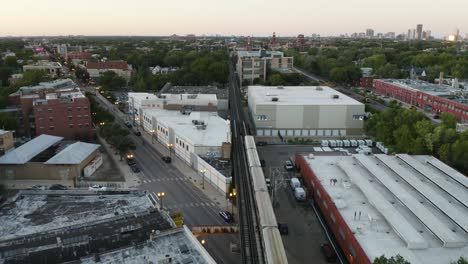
248, 86, 363, 106
44, 142, 100, 165
0, 135, 63, 164
302, 154, 468, 264
143, 109, 230, 146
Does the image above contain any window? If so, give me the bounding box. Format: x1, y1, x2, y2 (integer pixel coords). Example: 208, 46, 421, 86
69, 124, 74, 128
352, 115, 365, 121
49, 126, 55, 130
78, 124, 83, 128
85, 123, 89, 127
338, 227, 346, 240
322, 200, 328, 210
68, 116, 73, 120
257, 115, 268, 121
317, 190, 321, 198
330, 213, 336, 224
176, 138, 178, 144
76, 107, 81, 111
186, 145, 188, 151
349, 244, 356, 257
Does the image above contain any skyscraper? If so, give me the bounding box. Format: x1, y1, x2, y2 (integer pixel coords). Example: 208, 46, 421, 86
366, 28, 374, 38
416, 24, 423, 40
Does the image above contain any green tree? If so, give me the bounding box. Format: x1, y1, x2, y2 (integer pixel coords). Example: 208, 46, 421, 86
98, 71, 126, 91
440, 112, 457, 129
451, 256, 468, 264
373, 254, 410, 264
0, 112, 19, 131
15, 69, 50, 87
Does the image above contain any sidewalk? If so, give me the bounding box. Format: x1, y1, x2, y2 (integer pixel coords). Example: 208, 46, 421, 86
93, 93, 233, 208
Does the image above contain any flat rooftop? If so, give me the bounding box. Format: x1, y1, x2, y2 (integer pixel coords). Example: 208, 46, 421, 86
0, 190, 155, 241
303, 154, 468, 264
248, 86, 363, 106
0, 134, 63, 164
79, 227, 215, 264
144, 109, 231, 147
165, 85, 228, 99
377, 79, 467, 105
0, 190, 175, 263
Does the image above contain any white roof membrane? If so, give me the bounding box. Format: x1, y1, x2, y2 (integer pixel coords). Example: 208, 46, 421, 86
424, 156, 468, 189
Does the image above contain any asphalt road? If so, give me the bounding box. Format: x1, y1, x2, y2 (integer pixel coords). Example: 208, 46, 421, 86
91, 90, 241, 264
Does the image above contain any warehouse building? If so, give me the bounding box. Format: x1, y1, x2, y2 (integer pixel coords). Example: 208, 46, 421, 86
295, 153, 468, 264
248, 86, 365, 137
373, 79, 468, 122
0, 134, 101, 181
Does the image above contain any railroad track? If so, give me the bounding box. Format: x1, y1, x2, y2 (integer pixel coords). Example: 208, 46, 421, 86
229, 60, 264, 264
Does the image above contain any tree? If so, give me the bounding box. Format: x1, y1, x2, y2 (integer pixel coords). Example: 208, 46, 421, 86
115, 135, 136, 160
440, 112, 457, 129
373, 254, 410, 264
269, 73, 286, 86
15, 69, 50, 87
451, 257, 468, 264
0, 112, 19, 131
98, 71, 126, 91
75, 66, 90, 83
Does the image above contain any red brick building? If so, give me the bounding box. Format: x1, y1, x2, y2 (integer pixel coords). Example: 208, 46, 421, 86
33, 91, 95, 140
360, 77, 373, 88
373, 79, 468, 122
295, 154, 468, 264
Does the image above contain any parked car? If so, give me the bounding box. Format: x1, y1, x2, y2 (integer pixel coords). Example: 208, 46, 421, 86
89, 185, 107, 191
321, 243, 337, 263
130, 164, 141, 173
124, 121, 132, 128
219, 211, 234, 223
134, 130, 142, 136
278, 223, 289, 235
260, 159, 266, 167
256, 141, 268, 146
49, 184, 68, 190
284, 160, 294, 171
127, 159, 136, 166
161, 156, 172, 163
30, 185, 46, 190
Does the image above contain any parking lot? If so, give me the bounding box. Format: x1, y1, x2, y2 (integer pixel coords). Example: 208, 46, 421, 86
257, 144, 340, 264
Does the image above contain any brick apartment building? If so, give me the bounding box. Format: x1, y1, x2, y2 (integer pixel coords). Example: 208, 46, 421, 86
236, 50, 294, 84
9, 79, 95, 139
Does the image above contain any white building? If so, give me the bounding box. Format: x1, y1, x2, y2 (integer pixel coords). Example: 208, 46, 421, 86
141, 108, 231, 192
248, 86, 365, 137
128, 92, 218, 125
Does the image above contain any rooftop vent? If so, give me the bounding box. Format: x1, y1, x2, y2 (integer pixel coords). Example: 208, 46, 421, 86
277, 86, 284, 89
271, 97, 279, 102
316, 87, 323, 91
332, 94, 339, 99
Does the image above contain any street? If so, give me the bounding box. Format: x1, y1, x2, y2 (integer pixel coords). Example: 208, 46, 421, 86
91, 89, 241, 264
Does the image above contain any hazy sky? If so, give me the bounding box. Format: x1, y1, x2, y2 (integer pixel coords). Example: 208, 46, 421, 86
1, 0, 466, 37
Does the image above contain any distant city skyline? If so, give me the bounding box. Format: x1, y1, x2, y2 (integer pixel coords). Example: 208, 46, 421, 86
0, 0, 467, 38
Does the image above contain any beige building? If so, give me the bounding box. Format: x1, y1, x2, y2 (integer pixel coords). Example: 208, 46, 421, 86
0, 134, 101, 181
236, 50, 294, 84
23, 61, 62, 77
0, 130, 14, 154
248, 86, 365, 137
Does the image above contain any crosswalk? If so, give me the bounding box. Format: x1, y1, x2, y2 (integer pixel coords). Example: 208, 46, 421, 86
164, 201, 219, 210
140, 177, 187, 183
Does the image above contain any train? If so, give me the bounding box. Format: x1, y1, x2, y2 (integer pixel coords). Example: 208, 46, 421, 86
244, 135, 288, 264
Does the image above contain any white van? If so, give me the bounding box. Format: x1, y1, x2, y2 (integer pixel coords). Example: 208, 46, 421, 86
290, 178, 301, 190
294, 187, 306, 201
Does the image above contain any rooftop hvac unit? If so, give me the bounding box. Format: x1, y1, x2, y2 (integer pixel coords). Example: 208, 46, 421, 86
271, 97, 279, 102
316, 87, 323, 91
192, 120, 199, 125
332, 94, 339, 99
196, 124, 207, 130
277, 86, 284, 89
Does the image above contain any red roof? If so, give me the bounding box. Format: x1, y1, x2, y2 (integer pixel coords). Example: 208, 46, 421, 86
86, 61, 129, 70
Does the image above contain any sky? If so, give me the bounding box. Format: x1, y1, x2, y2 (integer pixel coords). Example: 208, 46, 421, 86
1, 0, 467, 37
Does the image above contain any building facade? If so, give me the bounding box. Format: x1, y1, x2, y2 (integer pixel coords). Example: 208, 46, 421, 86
0, 130, 14, 154
373, 79, 468, 122
23, 61, 62, 77
86, 61, 132, 81
248, 86, 365, 137
236, 50, 294, 84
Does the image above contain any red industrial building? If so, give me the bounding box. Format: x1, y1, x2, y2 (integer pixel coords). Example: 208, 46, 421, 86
295, 154, 468, 264
360, 77, 373, 88
373, 79, 468, 122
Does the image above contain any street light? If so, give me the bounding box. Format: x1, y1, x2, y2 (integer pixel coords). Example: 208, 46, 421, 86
157, 192, 166, 208
229, 190, 236, 214
167, 143, 173, 158
201, 239, 206, 246
99, 122, 105, 127
200, 169, 207, 189
150, 129, 155, 144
